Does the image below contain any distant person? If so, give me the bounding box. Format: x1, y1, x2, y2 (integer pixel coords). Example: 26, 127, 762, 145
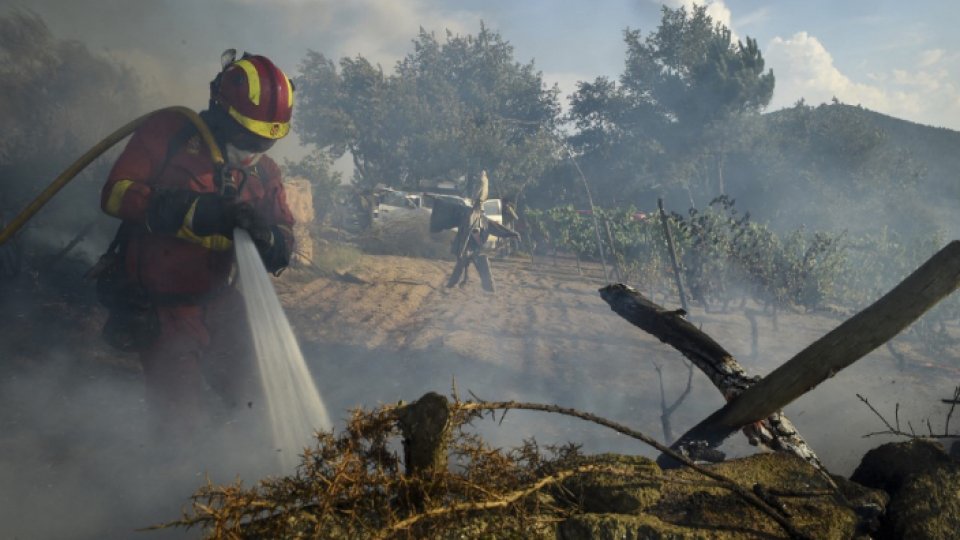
93, 50, 296, 440
431, 170, 518, 292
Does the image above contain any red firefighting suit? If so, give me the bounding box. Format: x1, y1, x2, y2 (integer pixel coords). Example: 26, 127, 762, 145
100, 109, 294, 438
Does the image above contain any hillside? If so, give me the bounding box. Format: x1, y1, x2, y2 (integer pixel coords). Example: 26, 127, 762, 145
719, 102, 960, 236
857, 105, 960, 193
759, 102, 960, 198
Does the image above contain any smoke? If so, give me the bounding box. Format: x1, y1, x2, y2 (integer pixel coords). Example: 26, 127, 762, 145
1, 5, 959, 538
0, 323, 289, 539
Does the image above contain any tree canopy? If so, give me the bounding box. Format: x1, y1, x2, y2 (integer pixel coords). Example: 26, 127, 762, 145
294, 24, 561, 198
0, 9, 143, 228
566, 4, 775, 206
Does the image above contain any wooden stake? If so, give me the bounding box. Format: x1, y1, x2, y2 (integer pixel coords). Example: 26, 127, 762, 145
658, 199, 688, 313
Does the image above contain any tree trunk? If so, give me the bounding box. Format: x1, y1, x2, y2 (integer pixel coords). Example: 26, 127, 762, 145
398, 392, 452, 476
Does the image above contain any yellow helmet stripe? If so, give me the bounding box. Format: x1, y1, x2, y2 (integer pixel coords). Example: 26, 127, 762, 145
234, 59, 261, 106
105, 179, 134, 216
227, 106, 290, 139
284, 75, 294, 109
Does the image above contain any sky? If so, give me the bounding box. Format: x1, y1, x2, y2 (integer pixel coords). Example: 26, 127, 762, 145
7, 0, 960, 162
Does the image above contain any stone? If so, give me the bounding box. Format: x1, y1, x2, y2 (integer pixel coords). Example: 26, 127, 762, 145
559, 513, 702, 540
557, 454, 662, 514
657, 452, 866, 539
852, 439, 960, 539
283, 177, 314, 266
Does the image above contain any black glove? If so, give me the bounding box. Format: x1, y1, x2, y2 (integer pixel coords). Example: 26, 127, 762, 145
190, 194, 235, 237
233, 203, 273, 248
147, 191, 235, 237
233, 204, 290, 274
146, 190, 195, 234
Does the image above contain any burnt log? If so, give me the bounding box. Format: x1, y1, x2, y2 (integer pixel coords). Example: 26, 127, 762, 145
398, 392, 452, 476
671, 240, 960, 452
598, 284, 825, 472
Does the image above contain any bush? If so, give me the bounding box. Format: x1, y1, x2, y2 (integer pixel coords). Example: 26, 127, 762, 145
358, 214, 455, 260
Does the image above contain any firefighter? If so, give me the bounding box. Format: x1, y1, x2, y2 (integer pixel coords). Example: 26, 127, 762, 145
433, 170, 518, 293
97, 51, 296, 440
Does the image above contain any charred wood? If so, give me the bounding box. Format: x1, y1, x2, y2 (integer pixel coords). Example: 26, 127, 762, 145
598, 284, 826, 474
674, 240, 960, 452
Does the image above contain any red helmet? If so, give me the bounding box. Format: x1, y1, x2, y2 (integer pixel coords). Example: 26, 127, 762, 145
212, 52, 294, 140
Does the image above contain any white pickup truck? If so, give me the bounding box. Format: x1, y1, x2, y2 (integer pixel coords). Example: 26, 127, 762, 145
479, 199, 502, 248
373, 189, 429, 223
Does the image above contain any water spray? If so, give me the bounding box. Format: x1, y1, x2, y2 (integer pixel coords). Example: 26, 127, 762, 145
234, 229, 332, 471
0, 107, 332, 472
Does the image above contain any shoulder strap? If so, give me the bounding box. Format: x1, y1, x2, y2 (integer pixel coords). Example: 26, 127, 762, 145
110, 122, 199, 254
106, 221, 131, 255
159, 123, 199, 177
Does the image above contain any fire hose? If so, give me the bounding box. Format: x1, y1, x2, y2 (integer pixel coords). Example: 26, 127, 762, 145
0, 106, 224, 245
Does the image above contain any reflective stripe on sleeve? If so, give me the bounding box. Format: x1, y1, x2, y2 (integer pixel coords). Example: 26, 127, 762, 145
175, 225, 233, 251
105, 179, 135, 216
175, 201, 233, 251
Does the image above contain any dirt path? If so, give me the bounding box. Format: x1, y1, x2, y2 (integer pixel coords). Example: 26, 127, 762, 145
1, 250, 957, 538
277, 252, 960, 475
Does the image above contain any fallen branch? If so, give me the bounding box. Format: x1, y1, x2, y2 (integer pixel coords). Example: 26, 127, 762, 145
380, 464, 624, 538
678, 240, 960, 445
598, 284, 825, 474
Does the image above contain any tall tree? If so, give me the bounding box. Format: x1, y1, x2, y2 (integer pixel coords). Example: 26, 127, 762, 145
294, 24, 562, 197
567, 5, 774, 206
0, 9, 143, 233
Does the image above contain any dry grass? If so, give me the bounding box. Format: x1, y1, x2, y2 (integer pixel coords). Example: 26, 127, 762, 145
156, 394, 808, 539
155, 402, 590, 539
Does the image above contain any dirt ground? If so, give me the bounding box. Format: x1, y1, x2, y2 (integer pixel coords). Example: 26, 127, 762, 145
1, 247, 958, 538
277, 250, 960, 476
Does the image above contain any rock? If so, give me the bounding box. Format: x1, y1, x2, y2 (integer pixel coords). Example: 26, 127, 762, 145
949, 439, 960, 461
559, 513, 702, 540
557, 454, 662, 514
656, 452, 866, 539
830, 474, 888, 537
554, 452, 873, 539
851, 439, 960, 539
284, 177, 314, 266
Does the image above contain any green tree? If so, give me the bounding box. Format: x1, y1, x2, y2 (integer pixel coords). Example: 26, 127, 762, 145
283, 150, 342, 224
294, 24, 562, 198
567, 5, 774, 206
0, 9, 143, 237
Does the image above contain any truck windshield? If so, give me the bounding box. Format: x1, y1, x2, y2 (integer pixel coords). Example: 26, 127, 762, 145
483, 199, 501, 215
